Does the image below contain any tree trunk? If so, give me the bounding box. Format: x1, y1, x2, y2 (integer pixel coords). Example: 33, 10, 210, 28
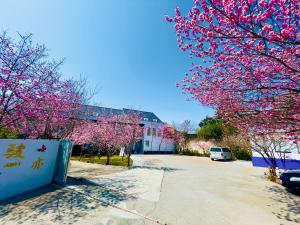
106, 155, 110, 165
127, 143, 134, 167
269, 166, 277, 177
79, 146, 84, 161
122, 147, 125, 161
159, 140, 162, 151
268, 166, 278, 182
127, 153, 131, 167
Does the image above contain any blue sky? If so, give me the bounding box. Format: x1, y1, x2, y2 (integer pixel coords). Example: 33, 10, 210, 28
0, 0, 214, 128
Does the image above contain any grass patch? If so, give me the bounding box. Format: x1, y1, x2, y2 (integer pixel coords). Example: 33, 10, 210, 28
71, 155, 133, 167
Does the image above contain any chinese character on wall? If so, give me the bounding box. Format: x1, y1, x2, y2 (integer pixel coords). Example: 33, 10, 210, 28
2, 144, 26, 168
4, 144, 25, 159
32, 157, 44, 170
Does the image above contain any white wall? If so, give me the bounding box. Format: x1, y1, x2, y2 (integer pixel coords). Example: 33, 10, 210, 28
251, 139, 300, 157
0, 139, 60, 201
143, 123, 175, 152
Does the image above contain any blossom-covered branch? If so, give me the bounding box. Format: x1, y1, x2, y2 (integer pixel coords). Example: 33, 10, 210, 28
167, 0, 300, 141
0, 32, 84, 138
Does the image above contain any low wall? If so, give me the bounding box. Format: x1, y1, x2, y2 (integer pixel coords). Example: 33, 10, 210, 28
186, 140, 214, 154
0, 139, 72, 201
252, 151, 300, 170
251, 139, 300, 170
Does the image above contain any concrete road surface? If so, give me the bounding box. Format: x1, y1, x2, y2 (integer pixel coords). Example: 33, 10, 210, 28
1, 155, 299, 225
129, 155, 300, 225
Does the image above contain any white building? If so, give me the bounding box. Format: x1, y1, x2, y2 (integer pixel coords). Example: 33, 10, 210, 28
136, 118, 176, 154
77, 105, 176, 154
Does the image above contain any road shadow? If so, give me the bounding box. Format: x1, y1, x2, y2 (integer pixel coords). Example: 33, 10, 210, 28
132, 165, 181, 172
66, 176, 137, 205
267, 185, 300, 223
0, 176, 136, 225
132, 157, 181, 172
211, 159, 235, 163
69, 165, 126, 177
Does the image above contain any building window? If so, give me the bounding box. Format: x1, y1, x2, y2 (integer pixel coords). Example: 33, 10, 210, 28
144, 118, 148, 121
152, 128, 156, 136
153, 119, 157, 122
145, 140, 150, 147
147, 128, 151, 136
157, 130, 161, 137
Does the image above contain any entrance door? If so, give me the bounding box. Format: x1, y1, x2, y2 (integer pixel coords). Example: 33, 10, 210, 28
133, 140, 143, 154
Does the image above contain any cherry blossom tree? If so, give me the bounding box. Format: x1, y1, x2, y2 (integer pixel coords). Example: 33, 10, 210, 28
70, 115, 122, 165
250, 133, 297, 179
158, 124, 184, 151
37, 76, 96, 139
118, 112, 144, 166
19, 79, 82, 139
69, 113, 143, 166
167, 0, 300, 142
0, 32, 83, 138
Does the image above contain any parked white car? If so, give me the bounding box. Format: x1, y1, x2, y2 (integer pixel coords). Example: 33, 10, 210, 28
210, 147, 233, 161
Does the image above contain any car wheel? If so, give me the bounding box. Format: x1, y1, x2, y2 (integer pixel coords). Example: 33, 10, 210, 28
211, 158, 214, 161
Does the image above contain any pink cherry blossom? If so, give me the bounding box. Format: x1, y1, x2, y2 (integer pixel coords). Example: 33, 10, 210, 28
68, 111, 143, 166
158, 124, 185, 150
167, 0, 300, 142
0, 32, 83, 138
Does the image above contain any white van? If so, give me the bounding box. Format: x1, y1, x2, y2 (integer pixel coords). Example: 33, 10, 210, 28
210, 147, 233, 161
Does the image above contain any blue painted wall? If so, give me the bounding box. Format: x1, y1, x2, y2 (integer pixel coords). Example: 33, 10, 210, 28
252, 157, 300, 170
53, 140, 73, 184
0, 139, 72, 201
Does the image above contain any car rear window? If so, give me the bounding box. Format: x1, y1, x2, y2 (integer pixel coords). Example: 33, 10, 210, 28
210, 148, 222, 152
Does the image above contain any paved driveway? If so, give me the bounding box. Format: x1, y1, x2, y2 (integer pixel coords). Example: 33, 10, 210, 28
1, 155, 299, 225
130, 155, 300, 225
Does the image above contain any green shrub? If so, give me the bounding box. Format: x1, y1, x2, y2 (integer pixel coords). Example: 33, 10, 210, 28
197, 122, 224, 141
0, 127, 19, 139
196, 117, 252, 161
218, 134, 252, 161
232, 149, 252, 160
197, 117, 237, 141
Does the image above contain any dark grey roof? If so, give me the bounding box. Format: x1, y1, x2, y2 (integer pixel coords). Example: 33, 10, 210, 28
76, 105, 163, 123
123, 108, 163, 123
